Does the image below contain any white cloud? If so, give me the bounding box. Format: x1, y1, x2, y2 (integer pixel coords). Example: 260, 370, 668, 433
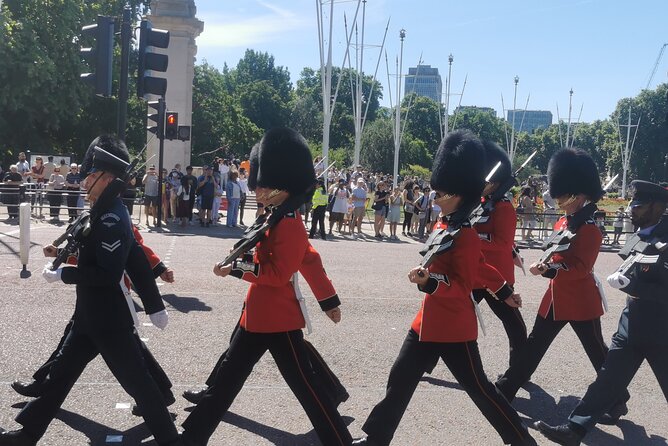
197, 2, 312, 49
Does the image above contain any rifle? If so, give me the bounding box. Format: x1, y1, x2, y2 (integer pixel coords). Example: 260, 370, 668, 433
537, 201, 598, 264
218, 187, 315, 267
475, 150, 537, 225
613, 232, 668, 278
536, 174, 619, 266
419, 160, 512, 269
49, 148, 139, 270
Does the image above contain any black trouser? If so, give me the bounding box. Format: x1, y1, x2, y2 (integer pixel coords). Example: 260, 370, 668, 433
65, 190, 79, 219
16, 326, 179, 445
3, 187, 19, 217
310, 206, 327, 239
204, 320, 347, 405
402, 211, 413, 233
496, 308, 630, 405
31, 318, 174, 402
569, 307, 668, 432
473, 289, 528, 367
47, 190, 62, 218
239, 193, 247, 224
182, 327, 352, 446
362, 330, 530, 446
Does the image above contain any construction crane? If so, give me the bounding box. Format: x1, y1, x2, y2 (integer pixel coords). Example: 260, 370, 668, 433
646, 43, 667, 89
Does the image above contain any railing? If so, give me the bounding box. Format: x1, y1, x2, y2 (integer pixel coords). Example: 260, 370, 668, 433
0, 183, 141, 224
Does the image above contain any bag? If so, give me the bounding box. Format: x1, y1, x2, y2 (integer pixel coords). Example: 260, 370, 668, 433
516, 205, 524, 214
326, 194, 335, 212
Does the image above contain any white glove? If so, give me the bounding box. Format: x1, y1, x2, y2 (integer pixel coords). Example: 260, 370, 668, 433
149, 310, 169, 330
607, 272, 631, 289
42, 263, 63, 283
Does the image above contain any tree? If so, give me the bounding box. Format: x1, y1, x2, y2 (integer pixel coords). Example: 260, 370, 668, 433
610, 85, 668, 183
191, 63, 262, 163
227, 50, 293, 131
449, 107, 505, 144
401, 93, 442, 156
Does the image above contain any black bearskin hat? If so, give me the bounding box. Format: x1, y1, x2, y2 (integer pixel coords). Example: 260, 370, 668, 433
547, 148, 603, 202
430, 130, 486, 203
482, 140, 511, 184
247, 143, 260, 191
255, 128, 316, 196
80, 135, 130, 179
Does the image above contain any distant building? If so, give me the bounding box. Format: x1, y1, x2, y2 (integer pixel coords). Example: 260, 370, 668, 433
506, 110, 553, 133
404, 64, 442, 103
454, 106, 497, 117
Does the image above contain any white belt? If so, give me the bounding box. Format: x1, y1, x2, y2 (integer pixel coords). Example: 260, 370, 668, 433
293, 273, 312, 335
592, 271, 608, 312
120, 274, 140, 326
471, 293, 486, 336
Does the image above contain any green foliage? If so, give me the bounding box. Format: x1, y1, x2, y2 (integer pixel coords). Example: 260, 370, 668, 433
400, 164, 431, 180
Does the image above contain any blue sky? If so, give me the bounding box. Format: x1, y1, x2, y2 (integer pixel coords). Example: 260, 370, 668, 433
194, 0, 668, 123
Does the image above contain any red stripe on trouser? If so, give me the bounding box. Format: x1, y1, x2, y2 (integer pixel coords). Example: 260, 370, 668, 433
286, 333, 345, 446
464, 343, 525, 440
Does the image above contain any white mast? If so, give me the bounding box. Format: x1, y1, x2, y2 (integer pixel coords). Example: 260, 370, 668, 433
618, 107, 641, 199
565, 88, 573, 148
392, 29, 406, 188
508, 76, 519, 163
443, 54, 453, 138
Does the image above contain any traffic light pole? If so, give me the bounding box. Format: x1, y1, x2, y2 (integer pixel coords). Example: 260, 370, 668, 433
156, 97, 166, 228
117, 7, 131, 140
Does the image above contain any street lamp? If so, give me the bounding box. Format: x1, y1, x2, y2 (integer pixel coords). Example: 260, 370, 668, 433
509, 76, 519, 162
393, 29, 406, 188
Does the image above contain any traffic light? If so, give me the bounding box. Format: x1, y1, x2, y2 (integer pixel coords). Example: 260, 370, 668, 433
165, 112, 178, 140
80, 16, 115, 97
137, 20, 170, 99
147, 99, 166, 139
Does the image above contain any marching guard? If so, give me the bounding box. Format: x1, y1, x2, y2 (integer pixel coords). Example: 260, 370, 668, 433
473, 140, 528, 366
495, 148, 630, 419
535, 180, 668, 445
179, 128, 352, 446
352, 131, 536, 446
0, 136, 180, 446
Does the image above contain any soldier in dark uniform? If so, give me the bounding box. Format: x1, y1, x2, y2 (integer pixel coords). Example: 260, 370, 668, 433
0, 136, 180, 446
10, 225, 176, 416
534, 179, 668, 445
495, 148, 629, 417
179, 128, 352, 446
353, 131, 536, 446
473, 140, 527, 366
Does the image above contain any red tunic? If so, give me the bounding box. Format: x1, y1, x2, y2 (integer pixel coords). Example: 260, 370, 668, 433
411, 226, 480, 342
232, 213, 339, 333
537, 216, 604, 321
474, 199, 517, 284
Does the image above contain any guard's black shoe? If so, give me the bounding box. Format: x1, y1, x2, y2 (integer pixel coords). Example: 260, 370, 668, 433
0, 429, 37, 446
598, 402, 628, 425
10, 381, 41, 398
183, 388, 208, 405
534, 421, 583, 446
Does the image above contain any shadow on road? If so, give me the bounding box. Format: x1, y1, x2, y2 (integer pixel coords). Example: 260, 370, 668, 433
512, 382, 667, 446
162, 293, 212, 313
222, 411, 355, 446
419, 375, 464, 391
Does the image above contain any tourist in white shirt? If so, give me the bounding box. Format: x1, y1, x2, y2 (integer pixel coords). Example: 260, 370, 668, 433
238, 167, 250, 225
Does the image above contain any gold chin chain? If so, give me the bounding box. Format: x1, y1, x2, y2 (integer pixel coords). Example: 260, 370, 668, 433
557, 195, 577, 208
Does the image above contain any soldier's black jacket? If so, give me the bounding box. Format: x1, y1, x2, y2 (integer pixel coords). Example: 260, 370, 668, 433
619, 216, 668, 345
60, 197, 137, 333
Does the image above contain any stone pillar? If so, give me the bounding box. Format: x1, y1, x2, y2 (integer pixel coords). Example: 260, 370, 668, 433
146, 0, 203, 170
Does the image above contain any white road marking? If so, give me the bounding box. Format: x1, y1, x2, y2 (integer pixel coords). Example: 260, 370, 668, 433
115, 403, 131, 409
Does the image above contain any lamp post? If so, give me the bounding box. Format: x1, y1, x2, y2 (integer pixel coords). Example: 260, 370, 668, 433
392, 29, 406, 188
443, 54, 453, 136
509, 75, 519, 162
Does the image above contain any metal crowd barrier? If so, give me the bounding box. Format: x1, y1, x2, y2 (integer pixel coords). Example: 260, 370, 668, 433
0, 183, 141, 224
